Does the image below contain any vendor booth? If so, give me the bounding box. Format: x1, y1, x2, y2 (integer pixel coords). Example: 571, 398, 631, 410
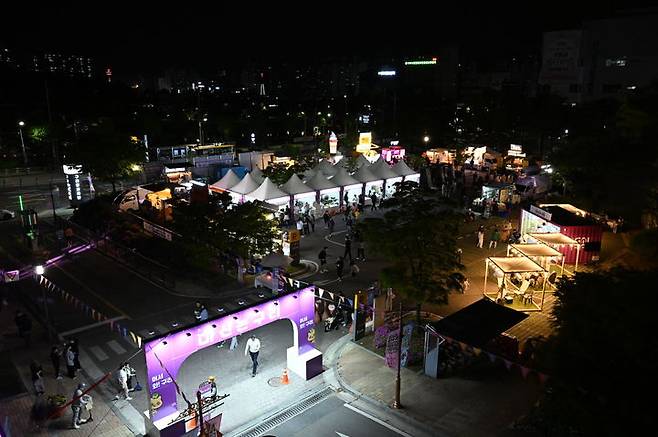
520, 204, 599, 264
281, 174, 317, 213
526, 232, 582, 273
484, 256, 548, 312
312, 159, 338, 177
330, 167, 363, 207
249, 166, 265, 184
353, 165, 383, 199
424, 148, 454, 165
228, 173, 260, 204
507, 243, 566, 277
381, 145, 405, 163
209, 169, 242, 193
370, 158, 402, 198
246, 178, 290, 210
305, 172, 340, 212
391, 160, 419, 183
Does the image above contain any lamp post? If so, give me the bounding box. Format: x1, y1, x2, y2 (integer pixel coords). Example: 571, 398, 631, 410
392, 300, 403, 409
198, 117, 207, 147
18, 121, 28, 166
35, 265, 52, 341
423, 135, 430, 146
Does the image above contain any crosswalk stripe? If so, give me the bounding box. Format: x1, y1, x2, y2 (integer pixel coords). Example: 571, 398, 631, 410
89, 345, 109, 361
107, 339, 127, 355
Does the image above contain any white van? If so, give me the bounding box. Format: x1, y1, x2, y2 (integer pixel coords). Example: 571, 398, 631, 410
116, 187, 154, 212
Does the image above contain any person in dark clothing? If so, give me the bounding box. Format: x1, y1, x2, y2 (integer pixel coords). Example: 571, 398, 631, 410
51, 345, 63, 379
30, 360, 45, 395
343, 235, 353, 261
357, 240, 366, 261
322, 211, 330, 228
309, 213, 315, 232
336, 257, 344, 281
69, 338, 81, 371
328, 217, 335, 234
370, 193, 378, 211
318, 246, 328, 273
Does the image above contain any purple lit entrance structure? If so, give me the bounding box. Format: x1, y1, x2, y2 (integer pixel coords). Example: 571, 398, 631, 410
144, 285, 322, 432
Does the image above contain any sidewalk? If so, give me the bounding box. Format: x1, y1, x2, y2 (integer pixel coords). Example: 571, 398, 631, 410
334, 340, 540, 437
0, 300, 134, 436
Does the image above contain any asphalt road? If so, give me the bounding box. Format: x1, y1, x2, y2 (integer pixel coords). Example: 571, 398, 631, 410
265, 394, 409, 437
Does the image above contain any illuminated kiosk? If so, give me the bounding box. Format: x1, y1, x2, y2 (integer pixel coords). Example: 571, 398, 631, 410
483, 256, 548, 312
144, 285, 321, 435
330, 167, 362, 206
306, 172, 339, 212
227, 172, 260, 203
369, 158, 401, 198
507, 243, 566, 277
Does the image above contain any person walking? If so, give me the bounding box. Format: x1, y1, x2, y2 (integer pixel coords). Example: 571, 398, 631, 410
357, 240, 366, 261
336, 257, 344, 281
194, 301, 209, 322
50, 345, 63, 380
309, 213, 316, 232
244, 335, 261, 377
350, 261, 360, 277
477, 226, 485, 249
489, 227, 500, 249
370, 193, 378, 211
30, 360, 45, 395
71, 383, 87, 429
322, 211, 330, 229
328, 217, 335, 235
318, 246, 328, 273
113, 363, 132, 401
65, 345, 76, 379
343, 235, 353, 261
69, 338, 81, 372
456, 247, 463, 264
229, 335, 239, 351
296, 218, 304, 236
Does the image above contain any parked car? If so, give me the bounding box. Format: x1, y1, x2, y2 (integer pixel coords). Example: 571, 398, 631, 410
0, 209, 16, 221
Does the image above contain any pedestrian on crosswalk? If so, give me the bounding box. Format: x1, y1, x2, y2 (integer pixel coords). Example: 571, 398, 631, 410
114, 363, 132, 401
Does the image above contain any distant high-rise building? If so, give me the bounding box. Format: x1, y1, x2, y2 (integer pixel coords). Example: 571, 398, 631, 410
31, 53, 94, 78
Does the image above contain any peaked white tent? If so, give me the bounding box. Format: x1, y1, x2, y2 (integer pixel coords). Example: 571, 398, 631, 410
282, 174, 317, 211
301, 168, 316, 180
370, 158, 402, 197
249, 167, 265, 184
353, 164, 384, 197
306, 172, 340, 209
229, 172, 261, 203
313, 159, 338, 177
331, 167, 363, 205
210, 169, 242, 192
305, 172, 338, 191
355, 154, 371, 169
392, 160, 420, 184
246, 177, 290, 207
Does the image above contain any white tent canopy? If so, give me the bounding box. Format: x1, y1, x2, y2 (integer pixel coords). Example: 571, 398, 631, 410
281, 174, 316, 195
487, 256, 546, 274
229, 172, 261, 195
330, 167, 361, 187
210, 169, 242, 191
355, 154, 371, 169
305, 172, 338, 191
247, 177, 289, 202
353, 165, 380, 183
249, 167, 265, 184
392, 160, 418, 177
528, 233, 578, 246
370, 158, 400, 180
301, 168, 316, 180
313, 159, 338, 177
509, 244, 563, 258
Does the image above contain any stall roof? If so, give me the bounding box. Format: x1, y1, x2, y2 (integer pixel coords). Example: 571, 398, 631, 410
313, 159, 338, 176
281, 174, 316, 195
305, 172, 338, 191
528, 232, 579, 246
247, 177, 289, 201
355, 154, 371, 169
353, 165, 381, 183
301, 168, 316, 180
391, 160, 418, 177
210, 169, 242, 190
431, 299, 527, 348
510, 243, 563, 258
330, 167, 361, 187
370, 158, 400, 180
249, 167, 265, 184
229, 173, 261, 195
488, 256, 546, 273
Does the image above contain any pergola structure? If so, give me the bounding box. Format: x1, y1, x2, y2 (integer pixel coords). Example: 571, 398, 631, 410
484, 256, 548, 311
527, 232, 582, 273
507, 243, 565, 276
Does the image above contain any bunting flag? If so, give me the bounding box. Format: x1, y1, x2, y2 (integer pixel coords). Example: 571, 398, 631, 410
520, 366, 531, 379
39, 276, 45, 285
130, 332, 138, 345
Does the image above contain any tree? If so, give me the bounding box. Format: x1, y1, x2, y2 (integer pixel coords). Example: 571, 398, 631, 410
533, 269, 658, 436
68, 118, 143, 192
358, 182, 464, 321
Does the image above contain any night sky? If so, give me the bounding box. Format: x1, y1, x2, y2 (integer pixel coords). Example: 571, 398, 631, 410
1, 2, 653, 72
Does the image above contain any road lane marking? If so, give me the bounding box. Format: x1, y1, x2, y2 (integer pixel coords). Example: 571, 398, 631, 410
343, 403, 413, 437
89, 345, 109, 361
107, 339, 127, 355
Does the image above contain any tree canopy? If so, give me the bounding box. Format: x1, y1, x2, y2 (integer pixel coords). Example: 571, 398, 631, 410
358, 181, 464, 317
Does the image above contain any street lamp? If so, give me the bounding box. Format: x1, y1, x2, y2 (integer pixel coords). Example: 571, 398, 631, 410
198, 117, 208, 146
423, 135, 430, 144
35, 265, 45, 275
18, 121, 28, 166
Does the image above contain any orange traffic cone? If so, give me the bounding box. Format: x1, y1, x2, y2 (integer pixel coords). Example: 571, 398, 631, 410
281, 368, 289, 385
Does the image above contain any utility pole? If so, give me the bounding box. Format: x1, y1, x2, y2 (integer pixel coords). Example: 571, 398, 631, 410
18, 121, 27, 166
393, 300, 403, 409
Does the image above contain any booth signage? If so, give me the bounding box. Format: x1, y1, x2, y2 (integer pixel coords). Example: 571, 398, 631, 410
530, 205, 552, 222
143, 222, 173, 241
2, 270, 20, 283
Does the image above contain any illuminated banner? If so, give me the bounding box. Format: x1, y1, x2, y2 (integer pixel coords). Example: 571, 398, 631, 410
404, 57, 437, 66
63, 164, 83, 203
357, 132, 372, 153
144, 286, 320, 424
329, 132, 338, 154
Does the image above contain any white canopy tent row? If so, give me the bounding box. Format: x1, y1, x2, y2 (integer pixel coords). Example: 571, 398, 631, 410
245, 177, 290, 210
249, 166, 265, 184
228, 172, 261, 203
353, 164, 383, 200
370, 158, 402, 198
305, 171, 340, 211
330, 167, 363, 206
507, 243, 566, 277
281, 174, 317, 213
312, 159, 338, 177
210, 169, 243, 193
484, 256, 549, 312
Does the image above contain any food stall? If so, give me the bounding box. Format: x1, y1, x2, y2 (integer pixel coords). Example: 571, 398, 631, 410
464, 146, 502, 170
520, 204, 600, 265
228, 172, 260, 204
484, 256, 548, 312
381, 145, 406, 163
330, 167, 363, 207
424, 148, 454, 164
305, 172, 340, 213
370, 158, 402, 198
281, 174, 316, 212
209, 169, 242, 193
354, 164, 383, 199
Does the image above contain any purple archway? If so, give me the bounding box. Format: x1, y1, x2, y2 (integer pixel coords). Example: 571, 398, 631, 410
144, 286, 322, 428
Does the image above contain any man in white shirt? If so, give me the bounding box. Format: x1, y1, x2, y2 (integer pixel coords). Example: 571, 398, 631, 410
244, 335, 261, 377
114, 363, 132, 401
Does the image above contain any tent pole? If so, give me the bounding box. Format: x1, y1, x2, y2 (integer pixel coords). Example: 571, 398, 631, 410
561, 255, 565, 276
540, 272, 547, 311
484, 259, 489, 296
575, 244, 580, 272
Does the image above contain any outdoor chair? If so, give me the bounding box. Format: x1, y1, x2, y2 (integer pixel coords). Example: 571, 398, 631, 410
546, 272, 558, 289
522, 290, 533, 305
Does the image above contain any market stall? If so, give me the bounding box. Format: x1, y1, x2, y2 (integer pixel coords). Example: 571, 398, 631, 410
526, 232, 582, 273
507, 243, 566, 277
484, 256, 548, 312
209, 169, 242, 193
228, 172, 261, 204
281, 174, 317, 212
370, 158, 402, 198
312, 159, 338, 177
305, 172, 340, 213
330, 167, 363, 207
353, 164, 383, 199
246, 177, 290, 210
391, 160, 419, 184
249, 166, 265, 184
